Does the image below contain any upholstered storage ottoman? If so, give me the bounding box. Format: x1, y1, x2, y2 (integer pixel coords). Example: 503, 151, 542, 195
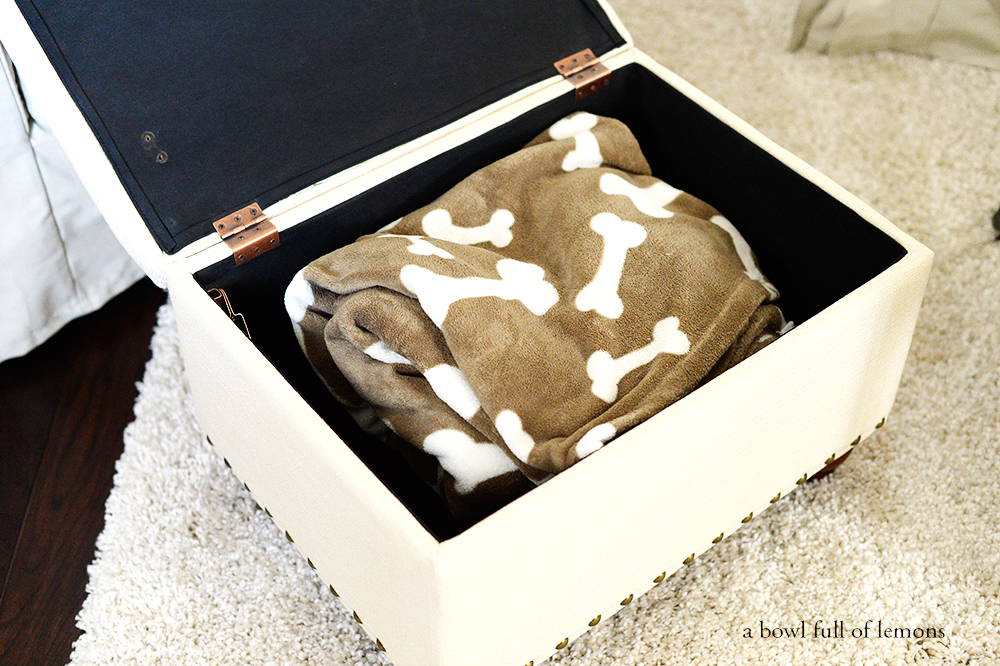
1, 1, 932, 665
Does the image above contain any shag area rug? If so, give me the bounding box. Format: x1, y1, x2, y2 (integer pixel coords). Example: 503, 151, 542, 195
70, 1, 1000, 664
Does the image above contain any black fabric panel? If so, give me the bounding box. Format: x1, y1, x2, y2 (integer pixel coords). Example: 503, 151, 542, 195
612, 66, 906, 326
15, 0, 624, 255
194, 63, 906, 540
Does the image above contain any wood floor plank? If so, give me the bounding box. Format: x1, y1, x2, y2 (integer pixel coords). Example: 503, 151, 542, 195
0, 355, 62, 597
0, 279, 165, 666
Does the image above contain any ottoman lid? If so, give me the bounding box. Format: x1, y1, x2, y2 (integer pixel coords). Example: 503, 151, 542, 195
13, 0, 627, 256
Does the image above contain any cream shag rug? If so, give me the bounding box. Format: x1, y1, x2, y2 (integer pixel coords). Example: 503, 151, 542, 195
70, 1, 1000, 664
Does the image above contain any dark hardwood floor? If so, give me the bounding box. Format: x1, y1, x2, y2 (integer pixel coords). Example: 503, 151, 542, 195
0, 278, 166, 666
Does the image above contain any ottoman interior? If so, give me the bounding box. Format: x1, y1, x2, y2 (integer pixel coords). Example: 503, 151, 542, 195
192, 62, 907, 540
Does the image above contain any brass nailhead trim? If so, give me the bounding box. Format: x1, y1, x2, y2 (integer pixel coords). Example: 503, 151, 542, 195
264, 507, 272, 517
770, 493, 781, 503
353, 611, 363, 624
654, 572, 666, 583
285, 531, 294, 543
376, 638, 385, 652
621, 594, 633, 605
742, 512, 753, 523
556, 638, 569, 650
206, 436, 214, 446
796, 474, 807, 485
851, 435, 861, 447
876, 417, 885, 429
525, 661, 534, 666
307, 558, 315, 569
223, 458, 231, 468
243, 482, 250, 492
825, 454, 836, 465
589, 615, 602, 626
329, 585, 339, 597
712, 533, 724, 544
683, 553, 695, 564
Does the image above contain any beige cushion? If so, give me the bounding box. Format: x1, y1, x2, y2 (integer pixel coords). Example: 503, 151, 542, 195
791, 0, 1000, 70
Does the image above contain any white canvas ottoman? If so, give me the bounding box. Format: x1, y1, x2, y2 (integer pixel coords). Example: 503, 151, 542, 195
0, 1, 932, 665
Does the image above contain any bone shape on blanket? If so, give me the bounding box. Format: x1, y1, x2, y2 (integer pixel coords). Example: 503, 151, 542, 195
494, 410, 536, 464
421, 208, 515, 248
381, 234, 455, 259
363, 342, 481, 419
575, 422, 617, 460
422, 429, 520, 494
423, 364, 481, 420
284, 269, 316, 347
599, 173, 682, 218
363, 341, 413, 366
708, 215, 779, 300
549, 112, 603, 172
399, 259, 559, 328
587, 316, 691, 402
496, 409, 618, 466
575, 212, 648, 319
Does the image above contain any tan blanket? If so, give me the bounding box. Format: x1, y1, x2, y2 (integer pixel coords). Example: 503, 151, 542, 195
285, 113, 786, 521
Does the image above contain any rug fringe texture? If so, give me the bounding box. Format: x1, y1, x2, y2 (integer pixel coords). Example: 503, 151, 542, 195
71, 0, 1000, 663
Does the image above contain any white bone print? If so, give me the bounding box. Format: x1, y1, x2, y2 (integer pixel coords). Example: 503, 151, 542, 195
284, 269, 315, 347
575, 212, 647, 319
424, 364, 481, 419
363, 341, 413, 365
494, 410, 536, 463
422, 430, 520, 494
549, 112, 602, 171
708, 215, 779, 300
421, 208, 514, 248
284, 269, 314, 323
575, 423, 616, 459
381, 233, 455, 259
399, 259, 558, 328
377, 217, 403, 232
599, 173, 681, 218
587, 317, 691, 402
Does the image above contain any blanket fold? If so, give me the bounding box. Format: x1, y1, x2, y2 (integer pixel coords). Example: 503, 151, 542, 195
286, 113, 785, 521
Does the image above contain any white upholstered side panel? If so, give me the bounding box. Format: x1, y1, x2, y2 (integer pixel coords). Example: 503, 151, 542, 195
434, 240, 932, 666
166, 265, 444, 666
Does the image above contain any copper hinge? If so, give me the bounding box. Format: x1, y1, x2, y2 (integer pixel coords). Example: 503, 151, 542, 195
554, 48, 611, 100
213, 202, 279, 265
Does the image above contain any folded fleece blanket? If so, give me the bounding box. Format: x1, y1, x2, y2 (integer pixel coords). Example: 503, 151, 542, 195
285, 113, 786, 522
